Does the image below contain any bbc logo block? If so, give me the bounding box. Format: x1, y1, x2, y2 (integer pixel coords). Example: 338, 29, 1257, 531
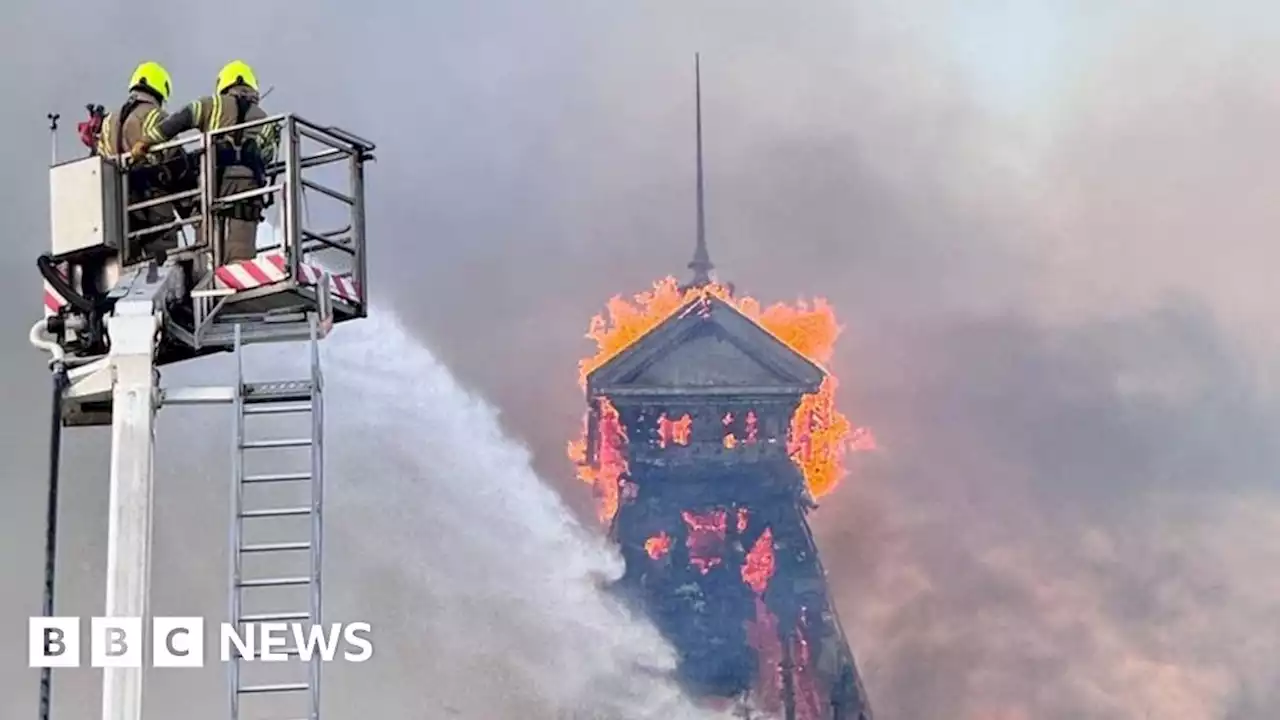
153, 617, 204, 667
89, 617, 142, 667
30, 617, 212, 668
28, 617, 79, 668
29, 617, 373, 668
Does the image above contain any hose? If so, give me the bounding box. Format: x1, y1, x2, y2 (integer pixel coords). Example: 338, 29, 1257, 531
36, 254, 93, 315
38, 362, 67, 720
28, 320, 65, 365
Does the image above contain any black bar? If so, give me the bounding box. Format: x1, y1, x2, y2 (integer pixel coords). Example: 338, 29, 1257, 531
38, 363, 67, 720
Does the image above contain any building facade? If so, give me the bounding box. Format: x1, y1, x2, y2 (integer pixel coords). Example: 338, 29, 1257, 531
583, 293, 872, 720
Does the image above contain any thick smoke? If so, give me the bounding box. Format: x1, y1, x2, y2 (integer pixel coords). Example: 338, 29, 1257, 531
818, 306, 1280, 718
3, 1, 1280, 718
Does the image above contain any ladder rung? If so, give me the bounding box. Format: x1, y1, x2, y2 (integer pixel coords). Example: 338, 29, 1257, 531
240, 541, 311, 553
238, 577, 310, 588
241, 438, 312, 449
238, 682, 310, 694
242, 472, 311, 484
239, 507, 311, 519
238, 611, 310, 622
243, 380, 313, 404
244, 403, 312, 415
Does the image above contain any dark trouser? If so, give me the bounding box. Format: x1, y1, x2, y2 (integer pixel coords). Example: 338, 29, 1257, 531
215, 175, 263, 264
128, 153, 198, 262
130, 196, 179, 261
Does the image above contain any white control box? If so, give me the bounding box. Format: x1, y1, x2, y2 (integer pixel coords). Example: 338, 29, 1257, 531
49, 155, 122, 257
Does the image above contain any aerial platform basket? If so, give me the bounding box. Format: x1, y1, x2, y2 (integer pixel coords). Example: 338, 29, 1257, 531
41, 112, 375, 368
29, 110, 373, 720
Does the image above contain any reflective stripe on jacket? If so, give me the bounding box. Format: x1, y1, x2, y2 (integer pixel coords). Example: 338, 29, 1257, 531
156, 87, 279, 177
96, 90, 166, 160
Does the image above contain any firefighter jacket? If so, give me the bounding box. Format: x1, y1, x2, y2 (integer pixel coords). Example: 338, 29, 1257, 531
97, 90, 167, 160
155, 87, 279, 184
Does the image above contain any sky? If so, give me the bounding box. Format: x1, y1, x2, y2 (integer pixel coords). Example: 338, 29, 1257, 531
3, 1, 1280, 718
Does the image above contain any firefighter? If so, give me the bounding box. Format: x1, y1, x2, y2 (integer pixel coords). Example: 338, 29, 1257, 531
129, 60, 278, 263
100, 61, 185, 259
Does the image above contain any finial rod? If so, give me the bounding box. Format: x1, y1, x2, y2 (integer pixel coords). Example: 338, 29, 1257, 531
687, 53, 714, 288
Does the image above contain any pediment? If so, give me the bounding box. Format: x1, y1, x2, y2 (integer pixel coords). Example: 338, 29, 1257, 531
587, 295, 825, 398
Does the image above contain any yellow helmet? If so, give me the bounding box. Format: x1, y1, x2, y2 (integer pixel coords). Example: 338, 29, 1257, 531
128, 61, 172, 102
216, 60, 258, 94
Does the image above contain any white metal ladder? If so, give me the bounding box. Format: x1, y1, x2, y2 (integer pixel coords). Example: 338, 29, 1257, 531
229, 317, 325, 720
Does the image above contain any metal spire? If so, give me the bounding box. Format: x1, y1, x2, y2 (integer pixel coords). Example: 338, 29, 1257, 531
686, 53, 714, 288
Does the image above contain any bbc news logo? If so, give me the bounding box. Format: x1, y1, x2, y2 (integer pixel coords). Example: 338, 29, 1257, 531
29, 617, 373, 668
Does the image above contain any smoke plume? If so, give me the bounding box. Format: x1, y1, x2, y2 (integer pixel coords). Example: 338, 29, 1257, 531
2, 1, 1279, 718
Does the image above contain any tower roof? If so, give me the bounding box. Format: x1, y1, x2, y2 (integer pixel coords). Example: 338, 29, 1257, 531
587, 294, 825, 399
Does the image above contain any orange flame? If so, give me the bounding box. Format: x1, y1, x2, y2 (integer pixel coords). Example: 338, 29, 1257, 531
657, 413, 692, 447
742, 528, 776, 594
569, 276, 874, 520
645, 532, 672, 559
566, 397, 628, 524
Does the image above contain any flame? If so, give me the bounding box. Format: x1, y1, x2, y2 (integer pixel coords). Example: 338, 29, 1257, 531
570, 276, 874, 520
742, 528, 776, 594
566, 397, 628, 524
645, 532, 672, 559
657, 413, 692, 447
722, 412, 738, 448
682, 509, 727, 574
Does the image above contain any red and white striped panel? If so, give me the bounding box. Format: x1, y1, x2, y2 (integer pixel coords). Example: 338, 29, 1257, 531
295, 261, 360, 304
214, 251, 361, 305
44, 265, 69, 317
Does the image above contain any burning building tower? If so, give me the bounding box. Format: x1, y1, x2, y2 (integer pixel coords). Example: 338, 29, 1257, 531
568, 57, 875, 719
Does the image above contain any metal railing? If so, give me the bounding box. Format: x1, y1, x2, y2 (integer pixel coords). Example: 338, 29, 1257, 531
118, 114, 373, 336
